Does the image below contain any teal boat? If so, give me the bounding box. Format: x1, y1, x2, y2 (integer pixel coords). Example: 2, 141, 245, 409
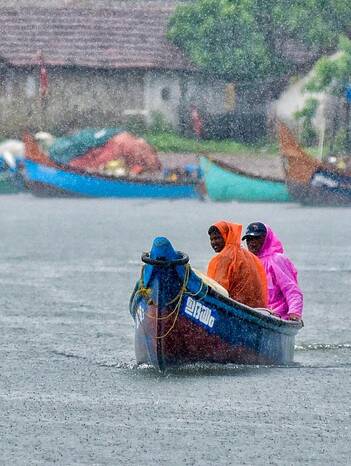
0, 153, 24, 194
200, 156, 290, 202
0, 171, 21, 194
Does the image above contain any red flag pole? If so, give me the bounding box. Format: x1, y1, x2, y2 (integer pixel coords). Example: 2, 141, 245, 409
38, 51, 48, 99
191, 105, 202, 140
36, 51, 49, 130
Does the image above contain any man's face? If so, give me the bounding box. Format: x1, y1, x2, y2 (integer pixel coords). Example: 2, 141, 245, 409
209, 231, 225, 253
246, 235, 265, 255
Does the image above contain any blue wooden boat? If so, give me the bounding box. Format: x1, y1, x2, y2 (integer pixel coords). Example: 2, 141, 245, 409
200, 155, 290, 202
22, 159, 202, 199
22, 132, 202, 199
130, 237, 302, 371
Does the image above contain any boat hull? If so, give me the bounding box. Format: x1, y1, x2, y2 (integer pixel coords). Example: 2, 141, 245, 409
279, 122, 351, 206
288, 171, 351, 206
0, 171, 22, 194
23, 160, 201, 199
130, 238, 302, 371
200, 156, 289, 202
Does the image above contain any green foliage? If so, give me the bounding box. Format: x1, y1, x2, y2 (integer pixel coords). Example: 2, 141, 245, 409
168, 0, 351, 83
294, 98, 319, 121
333, 128, 349, 154
301, 121, 318, 147
294, 98, 319, 146
149, 111, 174, 134
168, 0, 270, 81
143, 130, 278, 156
302, 37, 351, 153
305, 36, 351, 96
124, 115, 147, 135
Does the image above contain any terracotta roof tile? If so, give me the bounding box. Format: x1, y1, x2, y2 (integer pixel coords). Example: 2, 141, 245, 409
0, 6, 195, 70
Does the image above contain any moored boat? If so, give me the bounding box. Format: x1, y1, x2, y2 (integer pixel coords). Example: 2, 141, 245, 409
0, 170, 22, 194
23, 159, 202, 199
200, 155, 290, 202
279, 123, 351, 205
129, 237, 302, 371
0, 153, 24, 194
22, 134, 202, 199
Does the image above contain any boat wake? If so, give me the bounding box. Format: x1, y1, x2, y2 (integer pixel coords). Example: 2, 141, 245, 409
132, 360, 351, 377
51, 349, 136, 370
295, 343, 351, 351
51, 349, 88, 360
51, 344, 351, 376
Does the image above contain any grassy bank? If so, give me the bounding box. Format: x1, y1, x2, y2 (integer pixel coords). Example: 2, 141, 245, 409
143, 131, 279, 156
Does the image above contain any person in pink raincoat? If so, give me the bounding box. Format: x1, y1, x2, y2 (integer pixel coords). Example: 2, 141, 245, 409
242, 222, 303, 321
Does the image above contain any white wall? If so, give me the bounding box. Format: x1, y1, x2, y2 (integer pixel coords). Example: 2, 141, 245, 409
144, 71, 229, 129
272, 73, 326, 131
144, 71, 181, 127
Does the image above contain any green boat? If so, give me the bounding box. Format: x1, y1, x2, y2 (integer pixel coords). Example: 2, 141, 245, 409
200, 156, 290, 202
0, 171, 21, 194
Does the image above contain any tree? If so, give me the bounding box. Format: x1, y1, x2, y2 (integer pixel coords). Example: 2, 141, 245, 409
304, 36, 351, 153
294, 98, 319, 147
305, 36, 351, 96
167, 0, 351, 85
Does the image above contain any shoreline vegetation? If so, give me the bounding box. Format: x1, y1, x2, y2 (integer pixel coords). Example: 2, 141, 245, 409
143, 131, 279, 157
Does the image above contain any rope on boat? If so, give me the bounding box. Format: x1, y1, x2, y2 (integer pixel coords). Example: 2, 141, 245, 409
135, 264, 209, 339
133, 260, 210, 338
133, 266, 152, 301
154, 264, 191, 339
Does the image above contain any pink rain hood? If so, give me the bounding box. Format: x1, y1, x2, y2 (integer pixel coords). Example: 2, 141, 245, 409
258, 225, 303, 319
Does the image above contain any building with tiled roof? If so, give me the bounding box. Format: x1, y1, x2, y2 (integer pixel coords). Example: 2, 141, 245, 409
0, 5, 194, 70
0, 3, 230, 136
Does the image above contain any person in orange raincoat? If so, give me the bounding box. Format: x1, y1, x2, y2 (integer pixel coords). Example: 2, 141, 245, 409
207, 221, 267, 308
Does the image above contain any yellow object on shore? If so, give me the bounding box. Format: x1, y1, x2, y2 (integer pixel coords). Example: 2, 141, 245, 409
103, 159, 127, 177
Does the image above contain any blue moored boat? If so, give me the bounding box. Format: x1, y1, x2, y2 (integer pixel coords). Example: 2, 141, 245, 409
23, 160, 201, 199
130, 237, 302, 371
22, 132, 202, 199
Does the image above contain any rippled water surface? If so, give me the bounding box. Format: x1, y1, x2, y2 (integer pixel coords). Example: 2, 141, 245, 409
1, 195, 350, 465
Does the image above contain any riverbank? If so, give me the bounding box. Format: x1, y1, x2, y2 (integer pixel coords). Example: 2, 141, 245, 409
145, 131, 278, 156
148, 131, 284, 179
159, 151, 285, 179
